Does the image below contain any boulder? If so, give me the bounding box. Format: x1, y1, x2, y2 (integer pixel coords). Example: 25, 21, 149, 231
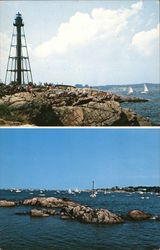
23, 197, 80, 208
127, 210, 151, 221
30, 209, 49, 217
23, 198, 38, 206
61, 205, 124, 224
15, 208, 56, 217
52, 106, 84, 126
0, 200, 16, 207
41, 208, 56, 216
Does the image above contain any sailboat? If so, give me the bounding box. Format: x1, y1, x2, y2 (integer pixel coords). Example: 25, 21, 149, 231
128, 87, 133, 95
141, 84, 149, 94
75, 188, 80, 193
15, 189, 21, 193
68, 188, 74, 194
90, 181, 97, 198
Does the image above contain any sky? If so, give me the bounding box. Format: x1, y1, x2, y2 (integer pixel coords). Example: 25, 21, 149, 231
0, 0, 159, 85
0, 128, 160, 189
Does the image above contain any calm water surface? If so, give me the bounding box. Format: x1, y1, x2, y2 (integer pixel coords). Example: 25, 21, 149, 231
97, 83, 160, 125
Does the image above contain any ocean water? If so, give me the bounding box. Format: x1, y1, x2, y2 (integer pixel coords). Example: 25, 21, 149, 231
96, 84, 160, 126
0, 189, 160, 250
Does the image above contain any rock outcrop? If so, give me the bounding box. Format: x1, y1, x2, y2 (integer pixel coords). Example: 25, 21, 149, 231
30, 209, 49, 217
30, 208, 58, 217
22, 197, 80, 208
21, 197, 124, 224
61, 205, 123, 224
127, 210, 152, 221
0, 200, 16, 207
0, 84, 151, 126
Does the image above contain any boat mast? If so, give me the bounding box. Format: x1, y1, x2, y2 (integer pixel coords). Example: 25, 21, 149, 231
92, 181, 94, 193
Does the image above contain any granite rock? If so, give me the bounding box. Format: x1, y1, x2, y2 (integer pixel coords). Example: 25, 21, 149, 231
0, 84, 151, 126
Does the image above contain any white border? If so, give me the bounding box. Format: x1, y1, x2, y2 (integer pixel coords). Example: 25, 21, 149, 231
0, 126, 160, 129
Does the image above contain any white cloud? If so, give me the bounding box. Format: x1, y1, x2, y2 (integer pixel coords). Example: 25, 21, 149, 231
131, 1, 143, 12
131, 23, 159, 56
0, 32, 10, 74
34, 1, 143, 58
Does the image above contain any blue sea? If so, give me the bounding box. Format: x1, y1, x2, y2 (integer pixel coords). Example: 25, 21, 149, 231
0, 189, 160, 250
96, 83, 160, 126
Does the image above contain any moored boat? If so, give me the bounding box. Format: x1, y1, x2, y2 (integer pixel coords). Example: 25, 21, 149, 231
141, 84, 149, 94
128, 86, 133, 95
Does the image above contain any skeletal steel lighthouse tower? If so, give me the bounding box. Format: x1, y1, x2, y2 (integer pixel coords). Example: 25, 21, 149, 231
5, 12, 33, 85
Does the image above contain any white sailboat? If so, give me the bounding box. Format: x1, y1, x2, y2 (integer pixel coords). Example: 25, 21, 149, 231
137, 191, 144, 194
90, 181, 97, 198
75, 188, 80, 193
141, 84, 148, 94
128, 87, 133, 95
15, 189, 21, 193
68, 188, 74, 194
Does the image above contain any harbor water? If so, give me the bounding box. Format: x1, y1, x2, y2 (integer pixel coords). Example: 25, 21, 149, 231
97, 83, 160, 126
0, 189, 160, 250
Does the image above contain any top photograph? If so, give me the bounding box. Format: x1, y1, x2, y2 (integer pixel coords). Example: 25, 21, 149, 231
0, 0, 159, 127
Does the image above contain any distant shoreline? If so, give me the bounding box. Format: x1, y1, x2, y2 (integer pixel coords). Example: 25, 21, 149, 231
0, 186, 160, 193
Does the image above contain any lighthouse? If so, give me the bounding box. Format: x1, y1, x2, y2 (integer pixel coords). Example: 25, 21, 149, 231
5, 13, 33, 85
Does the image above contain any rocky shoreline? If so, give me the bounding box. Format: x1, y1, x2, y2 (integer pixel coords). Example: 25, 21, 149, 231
0, 83, 151, 126
0, 197, 159, 224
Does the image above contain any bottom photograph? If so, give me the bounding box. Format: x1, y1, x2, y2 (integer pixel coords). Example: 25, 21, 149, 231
0, 128, 160, 250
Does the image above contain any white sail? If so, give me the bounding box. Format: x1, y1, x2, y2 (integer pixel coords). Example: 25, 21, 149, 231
128, 87, 133, 95
144, 84, 148, 92
90, 193, 97, 198
15, 189, 21, 193
75, 188, 80, 193
68, 188, 73, 194
141, 84, 149, 94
